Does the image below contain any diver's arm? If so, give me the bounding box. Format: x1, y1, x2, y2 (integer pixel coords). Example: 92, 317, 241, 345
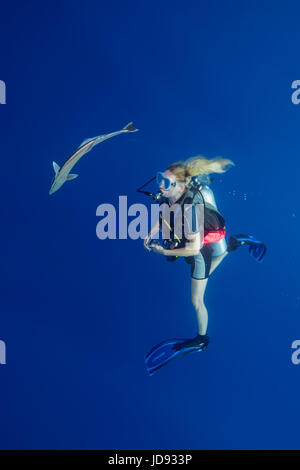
153, 232, 201, 257
164, 247, 199, 257
165, 232, 200, 257
144, 220, 160, 251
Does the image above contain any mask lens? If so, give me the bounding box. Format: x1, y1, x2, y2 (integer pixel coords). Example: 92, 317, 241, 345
156, 172, 172, 190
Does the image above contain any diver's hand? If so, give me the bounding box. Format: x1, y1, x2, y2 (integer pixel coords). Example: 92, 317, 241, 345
144, 234, 152, 251
150, 244, 166, 255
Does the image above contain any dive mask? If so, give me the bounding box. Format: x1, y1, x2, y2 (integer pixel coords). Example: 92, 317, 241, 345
156, 172, 176, 191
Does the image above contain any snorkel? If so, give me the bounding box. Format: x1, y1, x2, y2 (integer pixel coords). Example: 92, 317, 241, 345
136, 175, 165, 202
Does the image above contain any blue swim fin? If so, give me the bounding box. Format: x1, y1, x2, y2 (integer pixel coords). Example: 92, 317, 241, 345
227, 234, 267, 262
145, 335, 209, 375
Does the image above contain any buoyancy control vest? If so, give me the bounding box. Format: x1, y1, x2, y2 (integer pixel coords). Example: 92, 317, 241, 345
159, 185, 225, 244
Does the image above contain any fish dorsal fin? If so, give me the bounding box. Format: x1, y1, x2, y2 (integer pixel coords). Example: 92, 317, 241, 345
67, 173, 79, 180
79, 138, 93, 147
53, 161, 60, 175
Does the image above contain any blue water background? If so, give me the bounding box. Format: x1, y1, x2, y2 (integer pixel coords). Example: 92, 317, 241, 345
0, 0, 300, 449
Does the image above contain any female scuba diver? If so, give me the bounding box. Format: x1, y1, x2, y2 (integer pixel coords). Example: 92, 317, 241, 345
142, 156, 267, 375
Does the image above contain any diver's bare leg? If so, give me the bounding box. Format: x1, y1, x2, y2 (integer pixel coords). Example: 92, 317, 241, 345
191, 278, 209, 335
209, 252, 228, 275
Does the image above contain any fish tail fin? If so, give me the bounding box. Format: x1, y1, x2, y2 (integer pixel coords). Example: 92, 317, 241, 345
123, 122, 138, 132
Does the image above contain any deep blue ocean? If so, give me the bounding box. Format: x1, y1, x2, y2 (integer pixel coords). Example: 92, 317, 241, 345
1, 0, 300, 450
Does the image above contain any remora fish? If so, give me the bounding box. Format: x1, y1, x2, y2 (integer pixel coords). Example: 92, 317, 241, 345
49, 122, 138, 195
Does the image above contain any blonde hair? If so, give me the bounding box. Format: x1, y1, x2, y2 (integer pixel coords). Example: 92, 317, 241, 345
166, 155, 234, 184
